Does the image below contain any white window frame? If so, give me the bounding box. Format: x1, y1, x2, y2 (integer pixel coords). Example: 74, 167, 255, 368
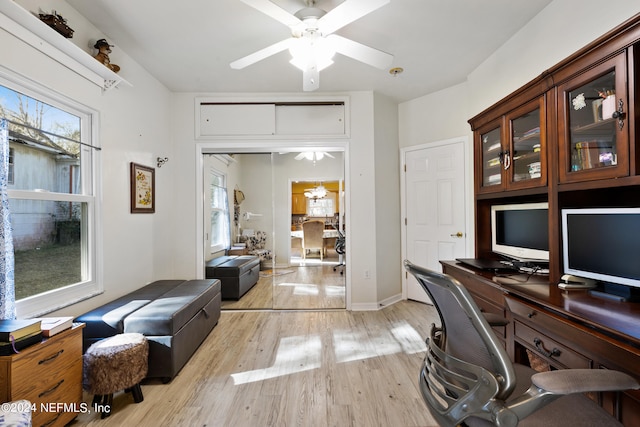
209, 169, 230, 254
0, 69, 102, 317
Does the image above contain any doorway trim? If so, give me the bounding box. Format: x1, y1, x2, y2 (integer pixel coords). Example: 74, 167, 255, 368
399, 136, 473, 300
194, 141, 352, 309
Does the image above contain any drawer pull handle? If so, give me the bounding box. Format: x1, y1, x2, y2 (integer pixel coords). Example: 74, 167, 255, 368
38, 379, 64, 398
38, 349, 64, 364
527, 312, 536, 318
533, 337, 561, 358
41, 411, 62, 427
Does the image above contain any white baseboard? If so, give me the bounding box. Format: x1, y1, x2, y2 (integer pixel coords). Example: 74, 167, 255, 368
350, 293, 403, 311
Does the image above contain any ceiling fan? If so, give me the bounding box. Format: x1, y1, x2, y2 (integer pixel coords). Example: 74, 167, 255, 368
304, 183, 327, 199
295, 151, 335, 163
231, 0, 394, 91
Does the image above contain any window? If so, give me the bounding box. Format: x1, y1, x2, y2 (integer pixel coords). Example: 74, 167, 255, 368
307, 193, 336, 217
0, 76, 101, 317
7, 148, 14, 184
209, 169, 230, 253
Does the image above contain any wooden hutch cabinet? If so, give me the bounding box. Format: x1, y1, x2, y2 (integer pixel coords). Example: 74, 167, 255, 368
455, 13, 640, 426
475, 96, 547, 194
556, 52, 630, 184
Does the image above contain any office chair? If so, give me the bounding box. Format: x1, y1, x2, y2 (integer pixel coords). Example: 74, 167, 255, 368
333, 225, 345, 275
403, 260, 639, 427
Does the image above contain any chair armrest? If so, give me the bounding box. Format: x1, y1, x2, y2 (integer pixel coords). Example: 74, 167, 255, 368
531, 369, 639, 394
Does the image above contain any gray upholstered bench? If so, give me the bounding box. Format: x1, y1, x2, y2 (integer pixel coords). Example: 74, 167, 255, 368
205, 255, 260, 300
76, 279, 221, 382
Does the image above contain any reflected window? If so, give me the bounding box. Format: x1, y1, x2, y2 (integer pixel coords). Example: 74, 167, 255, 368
210, 169, 230, 253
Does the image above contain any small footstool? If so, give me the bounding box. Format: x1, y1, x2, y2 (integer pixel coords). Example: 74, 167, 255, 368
83, 333, 148, 418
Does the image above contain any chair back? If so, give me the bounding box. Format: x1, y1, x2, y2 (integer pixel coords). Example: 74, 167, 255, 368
302, 220, 324, 248
404, 260, 516, 426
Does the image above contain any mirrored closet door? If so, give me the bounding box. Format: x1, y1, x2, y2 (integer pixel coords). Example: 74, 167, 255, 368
203, 150, 345, 310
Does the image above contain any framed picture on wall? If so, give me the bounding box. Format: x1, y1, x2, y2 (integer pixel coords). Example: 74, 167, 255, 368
130, 162, 155, 213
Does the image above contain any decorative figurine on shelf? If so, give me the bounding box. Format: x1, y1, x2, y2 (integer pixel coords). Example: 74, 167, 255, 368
93, 39, 120, 73
38, 10, 74, 38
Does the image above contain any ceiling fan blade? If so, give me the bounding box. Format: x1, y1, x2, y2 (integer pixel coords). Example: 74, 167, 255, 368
319, 0, 390, 35
327, 34, 393, 69
230, 38, 294, 69
240, 0, 301, 27
303, 64, 320, 91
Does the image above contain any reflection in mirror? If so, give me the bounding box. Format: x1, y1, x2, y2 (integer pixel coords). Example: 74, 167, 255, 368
204, 153, 274, 310
204, 151, 345, 311
272, 152, 345, 310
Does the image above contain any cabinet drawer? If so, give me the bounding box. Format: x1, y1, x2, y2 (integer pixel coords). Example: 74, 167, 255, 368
515, 321, 591, 369
15, 360, 82, 403
25, 368, 82, 427
506, 297, 575, 338
11, 332, 81, 397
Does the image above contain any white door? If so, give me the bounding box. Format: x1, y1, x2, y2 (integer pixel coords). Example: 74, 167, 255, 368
404, 140, 467, 303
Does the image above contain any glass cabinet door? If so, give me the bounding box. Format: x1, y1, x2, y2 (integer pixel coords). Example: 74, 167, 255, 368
478, 124, 504, 192
558, 53, 628, 183
507, 97, 546, 189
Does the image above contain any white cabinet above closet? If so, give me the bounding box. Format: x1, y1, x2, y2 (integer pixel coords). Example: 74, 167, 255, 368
275, 104, 344, 135
199, 103, 276, 136
196, 98, 348, 139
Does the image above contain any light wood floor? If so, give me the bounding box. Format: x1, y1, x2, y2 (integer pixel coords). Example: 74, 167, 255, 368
222, 250, 346, 310
71, 300, 439, 427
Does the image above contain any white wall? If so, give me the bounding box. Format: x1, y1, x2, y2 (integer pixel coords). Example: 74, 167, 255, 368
466, 0, 640, 115
373, 93, 402, 304
1, 1, 174, 316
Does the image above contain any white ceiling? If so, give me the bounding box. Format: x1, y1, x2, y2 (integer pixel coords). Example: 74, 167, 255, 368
67, 0, 553, 103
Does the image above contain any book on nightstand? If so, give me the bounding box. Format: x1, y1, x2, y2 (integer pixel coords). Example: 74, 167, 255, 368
0, 330, 43, 355
0, 319, 41, 341
38, 316, 74, 337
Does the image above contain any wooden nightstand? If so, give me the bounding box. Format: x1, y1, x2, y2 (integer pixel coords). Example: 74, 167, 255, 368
0, 323, 85, 427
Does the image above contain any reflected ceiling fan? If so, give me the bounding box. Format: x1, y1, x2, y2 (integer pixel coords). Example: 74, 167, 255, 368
304, 182, 327, 199
295, 151, 335, 164
231, 0, 394, 91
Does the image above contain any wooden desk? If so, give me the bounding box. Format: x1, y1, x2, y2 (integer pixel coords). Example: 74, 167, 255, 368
441, 260, 640, 425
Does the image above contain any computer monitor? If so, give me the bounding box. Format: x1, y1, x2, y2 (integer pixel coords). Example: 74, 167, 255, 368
562, 208, 640, 290
491, 202, 549, 262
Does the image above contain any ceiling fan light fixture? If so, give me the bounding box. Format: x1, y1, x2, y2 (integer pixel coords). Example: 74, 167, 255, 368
304, 183, 327, 199
288, 35, 335, 72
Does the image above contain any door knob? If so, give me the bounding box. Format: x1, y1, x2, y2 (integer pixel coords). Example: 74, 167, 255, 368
450, 232, 463, 238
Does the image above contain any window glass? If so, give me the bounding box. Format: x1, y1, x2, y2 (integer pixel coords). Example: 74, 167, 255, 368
1, 79, 98, 316
10, 200, 86, 300
210, 170, 230, 252
0, 85, 82, 193
307, 194, 335, 217
8, 148, 14, 184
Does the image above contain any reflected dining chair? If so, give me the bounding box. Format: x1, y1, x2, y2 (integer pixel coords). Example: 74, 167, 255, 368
302, 220, 325, 261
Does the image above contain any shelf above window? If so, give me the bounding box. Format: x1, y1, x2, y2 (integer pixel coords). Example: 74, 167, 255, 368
0, 1, 131, 91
